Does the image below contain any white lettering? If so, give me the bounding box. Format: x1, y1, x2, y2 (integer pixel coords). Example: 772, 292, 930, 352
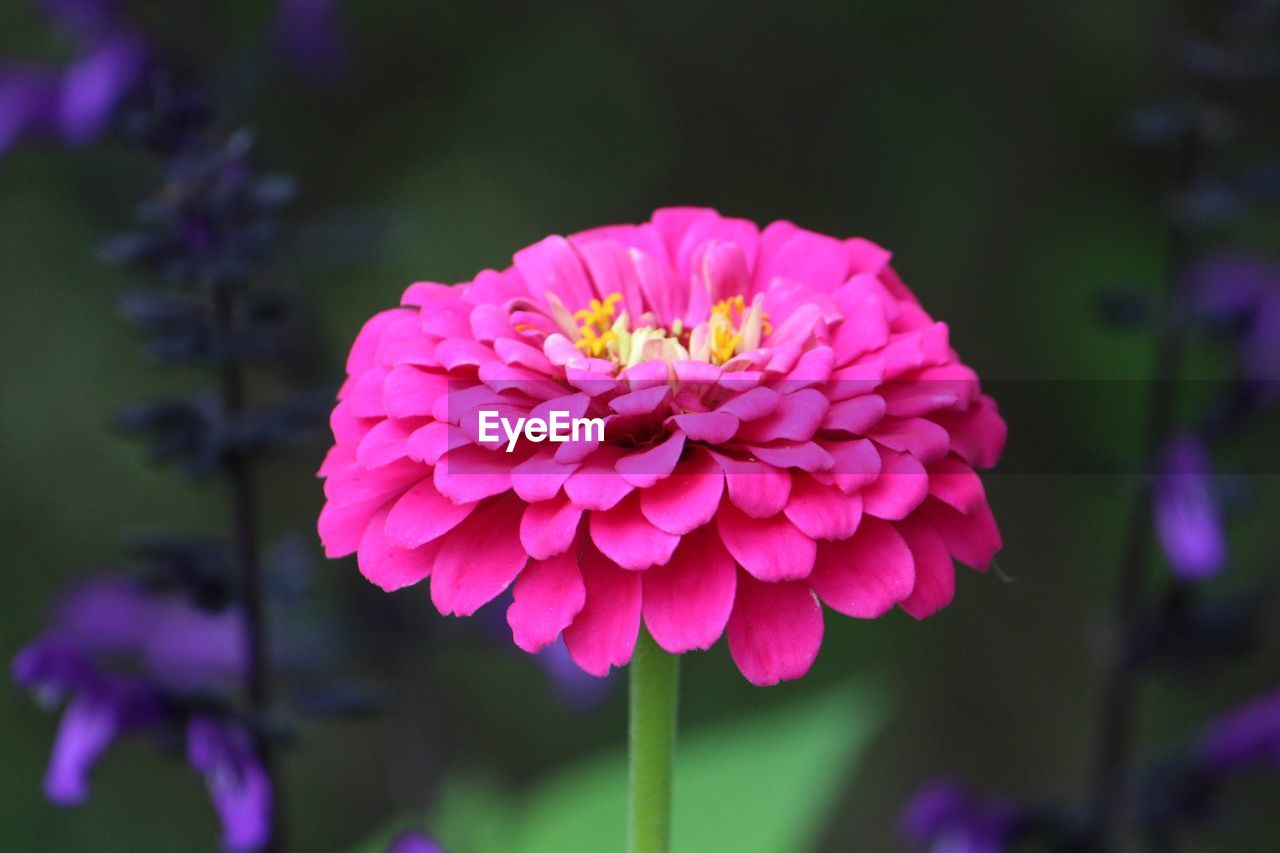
475, 410, 607, 452
477, 410, 499, 444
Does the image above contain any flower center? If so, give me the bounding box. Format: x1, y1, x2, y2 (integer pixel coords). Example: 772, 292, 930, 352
567, 292, 770, 367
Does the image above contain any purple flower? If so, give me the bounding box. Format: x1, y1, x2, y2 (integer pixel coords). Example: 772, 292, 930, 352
187, 716, 273, 852
12, 576, 270, 849
1153, 433, 1227, 582
899, 780, 1017, 853
0, 65, 60, 157
36, 0, 118, 41
12, 639, 165, 804
0, 1, 146, 160
386, 830, 446, 853
1200, 688, 1280, 775
1190, 252, 1280, 404
273, 0, 350, 82
538, 637, 612, 710
57, 32, 146, 145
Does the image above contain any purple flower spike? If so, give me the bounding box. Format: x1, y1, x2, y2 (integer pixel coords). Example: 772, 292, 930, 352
1200, 687, 1280, 775
44, 682, 164, 804
58, 33, 146, 145
0, 66, 60, 156
187, 716, 273, 852
1189, 252, 1280, 404
274, 0, 350, 82
1153, 433, 1228, 582
899, 779, 1017, 853
387, 830, 446, 853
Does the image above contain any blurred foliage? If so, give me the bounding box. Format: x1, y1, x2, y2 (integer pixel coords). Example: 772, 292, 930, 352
358, 683, 885, 853
2, 1, 1279, 851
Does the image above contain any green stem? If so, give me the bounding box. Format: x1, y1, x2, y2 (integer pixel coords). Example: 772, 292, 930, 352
628, 628, 679, 853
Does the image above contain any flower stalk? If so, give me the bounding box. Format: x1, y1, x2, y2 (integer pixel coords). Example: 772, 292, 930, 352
627, 628, 679, 853
212, 282, 280, 849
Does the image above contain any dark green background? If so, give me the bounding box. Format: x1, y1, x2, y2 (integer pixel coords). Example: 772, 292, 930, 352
2, 1, 1277, 850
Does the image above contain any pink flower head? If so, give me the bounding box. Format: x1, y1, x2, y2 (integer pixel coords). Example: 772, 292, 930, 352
318, 208, 1006, 685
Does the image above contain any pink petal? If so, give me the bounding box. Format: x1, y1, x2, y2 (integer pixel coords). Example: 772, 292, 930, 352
916, 497, 1002, 570
318, 495, 386, 558
822, 395, 887, 435
357, 506, 440, 592
642, 525, 736, 653
829, 276, 892, 361
520, 495, 585, 560
783, 475, 863, 541
736, 389, 828, 443
933, 395, 1007, 469
754, 223, 848, 294
510, 447, 579, 502
716, 503, 816, 581
405, 422, 468, 465
861, 446, 929, 520
433, 444, 514, 504
507, 550, 586, 653
355, 418, 417, 469
717, 386, 779, 421
382, 366, 448, 419
727, 571, 824, 686
609, 384, 672, 417
672, 411, 738, 443
564, 446, 633, 511
616, 432, 685, 488
747, 441, 835, 472
347, 309, 411, 376
323, 458, 425, 506
631, 247, 685, 326
435, 337, 498, 370
384, 478, 478, 548
810, 517, 915, 618
589, 493, 681, 570
348, 367, 389, 417
713, 453, 791, 517
783, 347, 836, 388
431, 498, 528, 616
639, 447, 724, 534
576, 238, 646, 321
514, 235, 596, 309
563, 545, 642, 676
822, 438, 882, 493
494, 337, 555, 374
927, 456, 987, 515
869, 416, 950, 464
844, 237, 892, 277
897, 518, 955, 619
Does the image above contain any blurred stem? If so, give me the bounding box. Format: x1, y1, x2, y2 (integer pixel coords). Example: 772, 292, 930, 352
628, 628, 679, 853
213, 283, 282, 850
1090, 85, 1205, 848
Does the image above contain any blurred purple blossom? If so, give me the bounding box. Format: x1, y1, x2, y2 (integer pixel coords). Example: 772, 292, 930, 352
537, 637, 612, 710
273, 0, 351, 82
1153, 433, 1228, 582
899, 779, 1018, 853
188, 716, 273, 852
386, 829, 446, 853
1200, 687, 1280, 775
1189, 252, 1280, 404
11, 576, 272, 850
0, 0, 147, 159
57, 33, 146, 144
13, 639, 166, 804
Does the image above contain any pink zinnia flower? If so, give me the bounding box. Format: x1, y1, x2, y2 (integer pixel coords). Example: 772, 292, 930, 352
318, 208, 1005, 685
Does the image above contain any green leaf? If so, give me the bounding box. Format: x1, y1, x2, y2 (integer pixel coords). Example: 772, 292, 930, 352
402, 681, 887, 853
